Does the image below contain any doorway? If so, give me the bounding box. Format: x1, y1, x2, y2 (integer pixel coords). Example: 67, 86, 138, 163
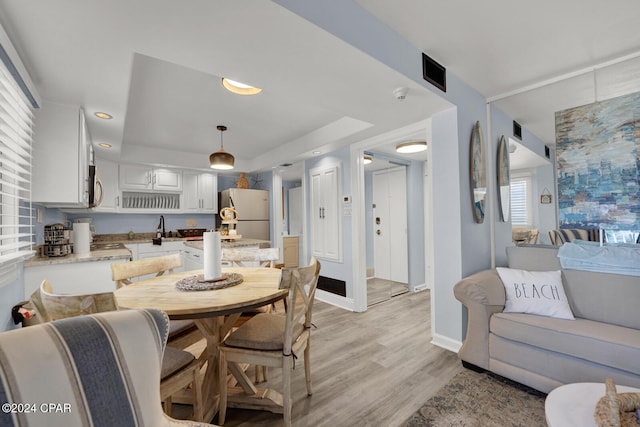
367, 163, 409, 306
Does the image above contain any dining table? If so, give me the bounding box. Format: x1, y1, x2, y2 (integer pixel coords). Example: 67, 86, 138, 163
115, 267, 287, 422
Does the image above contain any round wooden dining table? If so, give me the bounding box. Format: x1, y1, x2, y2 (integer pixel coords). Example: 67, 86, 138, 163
115, 267, 286, 423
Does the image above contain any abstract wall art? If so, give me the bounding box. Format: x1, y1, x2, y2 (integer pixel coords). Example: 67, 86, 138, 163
555, 91, 640, 231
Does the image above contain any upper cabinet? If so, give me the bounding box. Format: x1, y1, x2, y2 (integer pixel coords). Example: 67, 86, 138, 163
309, 162, 342, 262
119, 165, 182, 192
32, 101, 91, 207
183, 172, 217, 213
94, 157, 119, 212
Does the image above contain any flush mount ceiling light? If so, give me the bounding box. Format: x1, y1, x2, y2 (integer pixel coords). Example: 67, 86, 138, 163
396, 140, 427, 154
94, 112, 112, 120
221, 78, 262, 96
209, 125, 235, 170
363, 155, 373, 164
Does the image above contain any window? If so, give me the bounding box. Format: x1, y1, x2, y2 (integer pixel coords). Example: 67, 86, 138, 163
0, 51, 34, 282
510, 172, 532, 227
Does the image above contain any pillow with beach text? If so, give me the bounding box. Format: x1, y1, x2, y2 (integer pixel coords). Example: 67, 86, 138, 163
496, 268, 574, 320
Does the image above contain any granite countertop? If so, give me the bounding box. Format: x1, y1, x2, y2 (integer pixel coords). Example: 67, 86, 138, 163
184, 238, 272, 250
25, 246, 132, 267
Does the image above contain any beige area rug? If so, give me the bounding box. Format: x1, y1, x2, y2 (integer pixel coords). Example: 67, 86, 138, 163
403, 369, 547, 427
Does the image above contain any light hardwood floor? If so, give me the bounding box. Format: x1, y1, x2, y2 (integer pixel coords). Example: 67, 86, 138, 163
206, 289, 463, 426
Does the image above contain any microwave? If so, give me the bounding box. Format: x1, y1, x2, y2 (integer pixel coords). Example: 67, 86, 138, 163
87, 165, 103, 208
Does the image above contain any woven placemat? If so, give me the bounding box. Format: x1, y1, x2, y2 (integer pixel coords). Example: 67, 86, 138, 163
175, 273, 243, 291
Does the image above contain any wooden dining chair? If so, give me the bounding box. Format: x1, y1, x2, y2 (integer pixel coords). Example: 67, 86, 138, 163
217, 257, 321, 427
222, 247, 280, 268
111, 254, 202, 350
38, 280, 205, 421
222, 247, 281, 382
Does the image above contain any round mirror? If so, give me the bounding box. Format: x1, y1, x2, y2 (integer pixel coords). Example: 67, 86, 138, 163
470, 121, 486, 223
497, 135, 511, 222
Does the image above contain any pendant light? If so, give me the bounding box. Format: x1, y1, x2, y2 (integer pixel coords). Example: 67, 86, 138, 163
210, 125, 235, 170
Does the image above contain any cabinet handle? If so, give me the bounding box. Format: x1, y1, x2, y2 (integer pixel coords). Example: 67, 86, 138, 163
152, 174, 156, 185
116, 196, 120, 207
319, 207, 322, 219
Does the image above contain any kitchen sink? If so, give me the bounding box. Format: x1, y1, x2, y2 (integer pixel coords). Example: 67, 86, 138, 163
90, 242, 127, 251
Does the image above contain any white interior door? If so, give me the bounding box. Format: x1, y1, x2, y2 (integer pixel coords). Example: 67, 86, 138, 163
373, 167, 408, 283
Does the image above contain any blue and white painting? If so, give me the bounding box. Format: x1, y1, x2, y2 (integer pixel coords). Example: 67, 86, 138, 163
555, 91, 640, 231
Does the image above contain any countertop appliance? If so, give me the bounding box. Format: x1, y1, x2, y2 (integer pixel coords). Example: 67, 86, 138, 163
220, 188, 270, 240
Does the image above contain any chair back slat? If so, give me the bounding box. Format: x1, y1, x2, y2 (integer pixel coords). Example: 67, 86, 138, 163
281, 257, 321, 353
111, 253, 183, 288
222, 247, 280, 268
40, 280, 118, 321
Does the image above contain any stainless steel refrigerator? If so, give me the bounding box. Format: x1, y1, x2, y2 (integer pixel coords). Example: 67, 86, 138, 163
220, 188, 270, 240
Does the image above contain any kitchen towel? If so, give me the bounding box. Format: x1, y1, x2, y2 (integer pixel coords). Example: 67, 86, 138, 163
73, 222, 91, 254
203, 231, 222, 281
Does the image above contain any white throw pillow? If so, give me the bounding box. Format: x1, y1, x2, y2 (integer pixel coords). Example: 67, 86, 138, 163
496, 267, 575, 320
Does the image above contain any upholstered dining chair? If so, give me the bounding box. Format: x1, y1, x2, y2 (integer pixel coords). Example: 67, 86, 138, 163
549, 228, 601, 245
111, 254, 202, 350
217, 257, 321, 427
0, 308, 216, 427
38, 280, 205, 422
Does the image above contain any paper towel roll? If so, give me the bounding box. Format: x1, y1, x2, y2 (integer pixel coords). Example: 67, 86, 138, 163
203, 231, 222, 281
73, 222, 91, 254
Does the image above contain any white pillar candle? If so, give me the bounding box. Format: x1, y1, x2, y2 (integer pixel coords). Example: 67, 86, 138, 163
203, 231, 222, 281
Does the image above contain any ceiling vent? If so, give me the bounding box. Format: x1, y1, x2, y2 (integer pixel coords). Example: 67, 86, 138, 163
513, 121, 522, 140
422, 53, 446, 92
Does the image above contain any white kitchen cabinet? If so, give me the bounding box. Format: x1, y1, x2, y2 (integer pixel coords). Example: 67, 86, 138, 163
183, 172, 217, 212
32, 101, 91, 207
119, 165, 182, 192
124, 241, 185, 281
309, 163, 342, 261
93, 157, 120, 212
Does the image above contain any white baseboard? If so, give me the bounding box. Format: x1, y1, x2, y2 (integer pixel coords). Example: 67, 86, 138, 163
315, 289, 355, 311
431, 333, 462, 354
412, 283, 429, 291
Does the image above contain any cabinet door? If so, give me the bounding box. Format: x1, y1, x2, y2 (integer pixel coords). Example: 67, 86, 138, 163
119, 164, 151, 190
309, 170, 324, 258
183, 172, 200, 211
153, 169, 182, 191
309, 163, 342, 261
94, 158, 119, 211
199, 173, 216, 211
32, 101, 89, 207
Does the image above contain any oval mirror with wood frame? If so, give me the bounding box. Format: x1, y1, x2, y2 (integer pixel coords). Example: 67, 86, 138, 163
470, 121, 486, 223
497, 135, 510, 222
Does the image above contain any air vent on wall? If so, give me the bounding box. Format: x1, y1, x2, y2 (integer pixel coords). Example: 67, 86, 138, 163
422, 53, 446, 92
513, 121, 522, 140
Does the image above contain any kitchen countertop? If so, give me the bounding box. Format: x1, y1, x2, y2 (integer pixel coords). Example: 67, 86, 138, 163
25, 246, 132, 267
184, 238, 272, 250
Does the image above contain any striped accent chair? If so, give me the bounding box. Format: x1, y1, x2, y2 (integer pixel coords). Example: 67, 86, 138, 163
549, 228, 601, 246
0, 308, 217, 427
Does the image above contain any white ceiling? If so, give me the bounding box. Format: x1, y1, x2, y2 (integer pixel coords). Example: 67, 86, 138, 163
1, 0, 639, 174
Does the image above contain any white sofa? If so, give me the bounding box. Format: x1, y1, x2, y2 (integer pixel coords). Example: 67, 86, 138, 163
454, 245, 640, 393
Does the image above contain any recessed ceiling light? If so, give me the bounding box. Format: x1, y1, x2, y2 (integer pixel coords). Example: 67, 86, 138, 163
363, 156, 373, 164
312, 151, 321, 155
396, 140, 427, 154
95, 112, 112, 120
221, 78, 262, 95
98, 143, 112, 148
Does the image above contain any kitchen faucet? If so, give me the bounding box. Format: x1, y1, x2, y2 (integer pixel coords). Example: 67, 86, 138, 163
157, 215, 165, 238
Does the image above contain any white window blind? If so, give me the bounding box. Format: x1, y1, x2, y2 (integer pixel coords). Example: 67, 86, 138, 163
0, 57, 34, 270
510, 174, 531, 226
